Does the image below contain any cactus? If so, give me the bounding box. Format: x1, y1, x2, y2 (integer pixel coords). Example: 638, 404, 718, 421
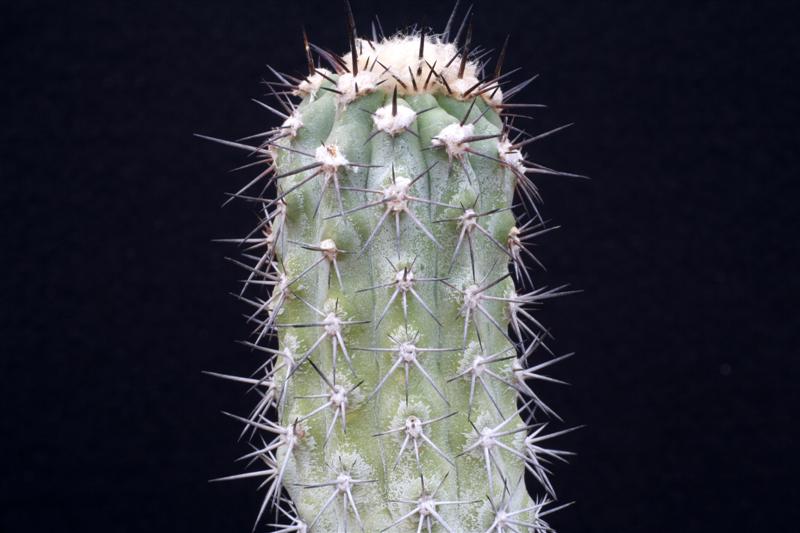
201, 3, 580, 532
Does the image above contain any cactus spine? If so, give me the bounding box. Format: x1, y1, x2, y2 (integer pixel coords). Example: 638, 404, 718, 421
202, 4, 579, 532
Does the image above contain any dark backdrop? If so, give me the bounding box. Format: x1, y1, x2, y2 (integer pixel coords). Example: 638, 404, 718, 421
3, 1, 798, 532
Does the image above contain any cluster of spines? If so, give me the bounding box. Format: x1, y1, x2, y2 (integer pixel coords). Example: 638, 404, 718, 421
201, 2, 582, 531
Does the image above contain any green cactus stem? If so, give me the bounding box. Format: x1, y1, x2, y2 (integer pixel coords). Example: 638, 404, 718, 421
200, 3, 580, 532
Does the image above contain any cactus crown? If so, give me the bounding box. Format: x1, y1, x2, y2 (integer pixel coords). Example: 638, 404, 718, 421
201, 2, 581, 532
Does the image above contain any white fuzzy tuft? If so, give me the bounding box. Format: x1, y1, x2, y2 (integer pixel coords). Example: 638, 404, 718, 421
336, 69, 382, 103
497, 138, 526, 174
340, 35, 489, 102
372, 103, 417, 135
432, 122, 474, 159
282, 110, 304, 137
294, 68, 331, 99
314, 145, 349, 177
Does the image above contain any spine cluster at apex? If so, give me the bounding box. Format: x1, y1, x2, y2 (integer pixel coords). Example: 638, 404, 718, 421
201, 3, 581, 532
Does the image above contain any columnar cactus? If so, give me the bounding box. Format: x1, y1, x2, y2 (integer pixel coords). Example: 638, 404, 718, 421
202, 3, 580, 532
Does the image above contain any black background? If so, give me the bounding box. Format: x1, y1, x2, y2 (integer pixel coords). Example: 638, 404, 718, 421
3, 1, 798, 532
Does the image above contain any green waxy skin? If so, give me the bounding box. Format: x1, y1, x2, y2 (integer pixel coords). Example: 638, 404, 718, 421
272, 85, 533, 531
206, 24, 575, 533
